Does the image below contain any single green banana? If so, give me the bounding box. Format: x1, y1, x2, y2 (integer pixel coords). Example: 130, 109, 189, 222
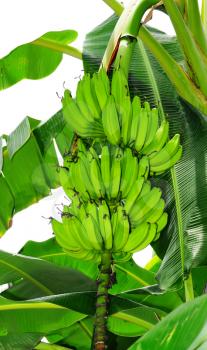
76, 79, 95, 123
120, 96, 132, 146
133, 223, 157, 252
134, 109, 149, 152
59, 167, 76, 199
157, 212, 168, 232
82, 74, 101, 120
99, 68, 110, 95
64, 249, 97, 261
71, 160, 89, 201
135, 198, 165, 226
127, 180, 151, 224
92, 73, 109, 110
144, 101, 151, 112
70, 215, 93, 250
102, 95, 121, 145
123, 222, 149, 252
113, 207, 129, 251
98, 199, 113, 250
142, 120, 169, 155
111, 69, 129, 113
101, 145, 111, 199
150, 146, 182, 174
78, 153, 96, 198
129, 96, 141, 145
109, 147, 122, 199
83, 214, 103, 250
62, 90, 90, 136
90, 157, 105, 198
149, 134, 181, 167
113, 252, 132, 262
52, 217, 79, 251
124, 177, 145, 214
86, 200, 99, 223
137, 156, 149, 180
129, 187, 162, 225
120, 148, 139, 198
143, 108, 159, 149
102, 213, 113, 250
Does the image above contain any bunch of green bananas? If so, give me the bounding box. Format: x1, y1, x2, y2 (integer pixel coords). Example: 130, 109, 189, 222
59, 139, 182, 203
62, 69, 182, 169
52, 196, 167, 262
53, 68, 183, 263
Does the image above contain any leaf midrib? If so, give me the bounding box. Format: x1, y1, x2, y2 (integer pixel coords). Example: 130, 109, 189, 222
0, 259, 53, 296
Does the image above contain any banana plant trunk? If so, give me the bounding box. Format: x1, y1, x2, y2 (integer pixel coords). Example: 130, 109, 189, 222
93, 251, 112, 350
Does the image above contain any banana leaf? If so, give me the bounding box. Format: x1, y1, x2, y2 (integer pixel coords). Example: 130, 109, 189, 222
0, 30, 77, 90
0, 112, 74, 236
0, 295, 85, 338
0, 250, 96, 299
128, 294, 207, 350
0, 332, 41, 350
83, 14, 207, 290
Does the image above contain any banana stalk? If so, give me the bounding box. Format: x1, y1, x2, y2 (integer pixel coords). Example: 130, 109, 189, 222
93, 251, 112, 350
103, 0, 207, 115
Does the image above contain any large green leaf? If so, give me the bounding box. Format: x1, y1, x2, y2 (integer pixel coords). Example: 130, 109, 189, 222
0, 30, 77, 90
0, 296, 85, 338
128, 294, 207, 350
83, 15, 207, 290
0, 250, 96, 299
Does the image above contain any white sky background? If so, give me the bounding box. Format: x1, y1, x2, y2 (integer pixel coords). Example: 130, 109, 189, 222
0, 0, 175, 265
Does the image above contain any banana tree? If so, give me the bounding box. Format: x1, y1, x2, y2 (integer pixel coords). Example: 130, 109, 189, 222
1, 0, 207, 349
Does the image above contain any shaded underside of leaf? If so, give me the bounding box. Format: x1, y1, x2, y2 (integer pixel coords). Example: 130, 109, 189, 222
0, 250, 96, 300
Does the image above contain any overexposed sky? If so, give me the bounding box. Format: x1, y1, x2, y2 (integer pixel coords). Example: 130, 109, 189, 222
0, 0, 174, 264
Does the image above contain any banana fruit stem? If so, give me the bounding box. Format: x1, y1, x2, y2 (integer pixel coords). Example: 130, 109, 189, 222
93, 251, 112, 350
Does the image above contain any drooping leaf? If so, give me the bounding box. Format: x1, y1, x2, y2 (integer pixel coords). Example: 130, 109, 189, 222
7, 116, 40, 158
29, 292, 96, 316
0, 250, 96, 299
0, 110, 74, 236
128, 294, 207, 350
0, 295, 85, 337
83, 15, 207, 290
20, 237, 98, 280
0, 30, 77, 90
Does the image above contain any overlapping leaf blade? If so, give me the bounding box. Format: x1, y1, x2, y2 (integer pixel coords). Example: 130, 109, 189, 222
83, 14, 207, 290
0, 250, 96, 299
128, 294, 207, 350
0, 111, 74, 236
0, 296, 85, 341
